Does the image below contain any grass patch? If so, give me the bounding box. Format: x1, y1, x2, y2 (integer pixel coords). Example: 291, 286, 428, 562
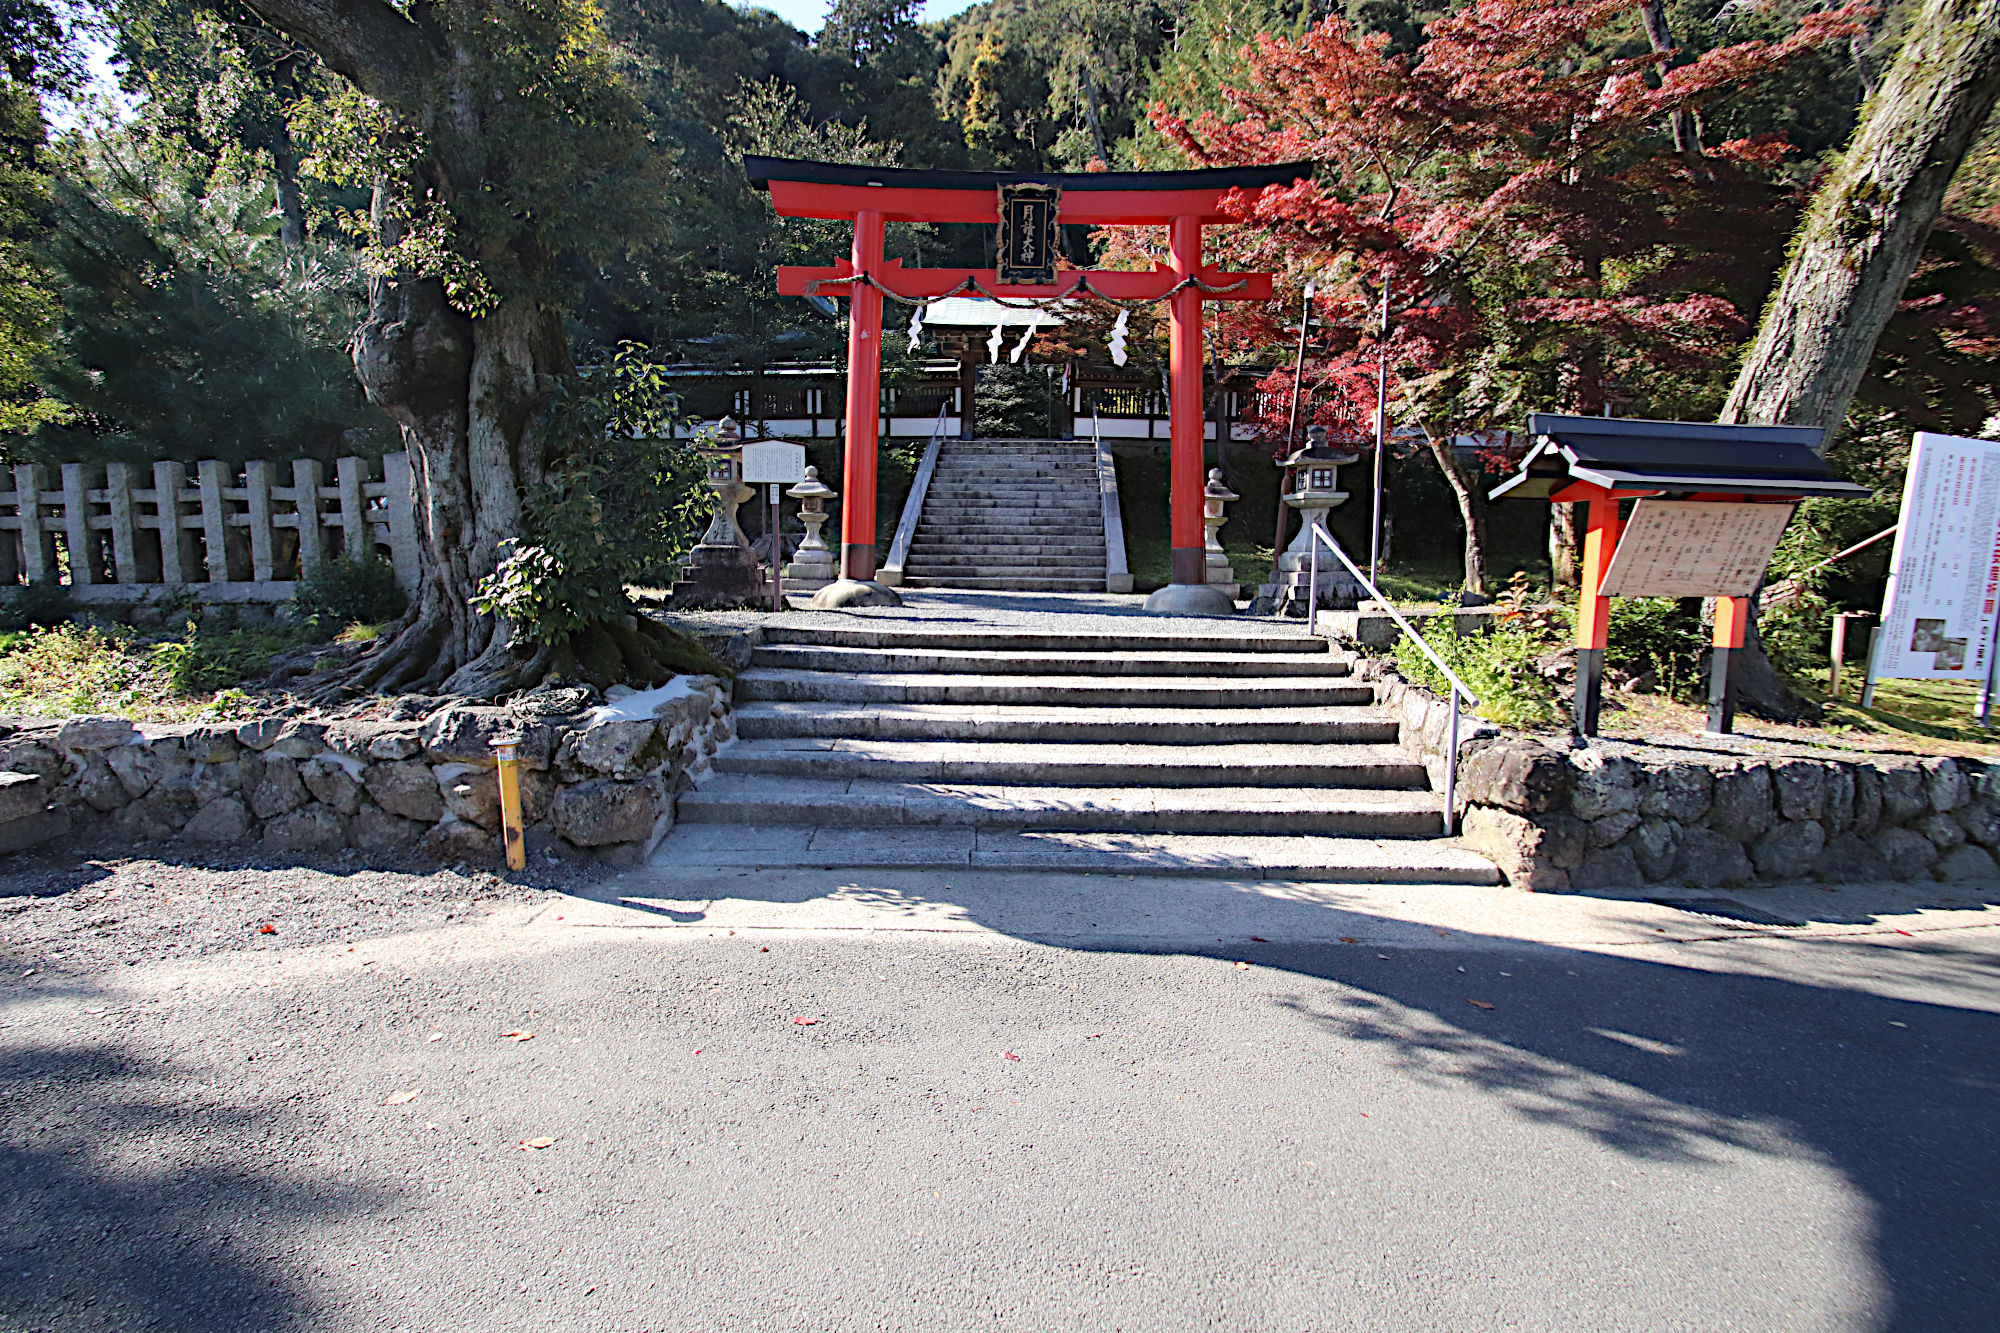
1809, 674, 1998, 748
0, 618, 324, 721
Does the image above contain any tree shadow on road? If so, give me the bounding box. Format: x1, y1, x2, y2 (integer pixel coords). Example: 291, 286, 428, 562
0, 1039, 389, 1331
1157, 925, 2000, 1332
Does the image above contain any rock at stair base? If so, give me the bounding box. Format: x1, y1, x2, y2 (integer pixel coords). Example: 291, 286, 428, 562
1143, 583, 1236, 617
811, 579, 903, 609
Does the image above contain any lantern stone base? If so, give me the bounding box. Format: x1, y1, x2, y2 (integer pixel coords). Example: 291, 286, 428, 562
810, 578, 904, 609
783, 552, 837, 596
1143, 581, 1236, 616
669, 545, 765, 610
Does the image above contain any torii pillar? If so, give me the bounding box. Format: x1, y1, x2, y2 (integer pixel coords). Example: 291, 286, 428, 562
748, 154, 1313, 612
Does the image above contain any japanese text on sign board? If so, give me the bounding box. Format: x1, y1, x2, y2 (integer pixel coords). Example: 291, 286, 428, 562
996, 183, 1059, 286
1597, 500, 1795, 598
1873, 431, 2000, 682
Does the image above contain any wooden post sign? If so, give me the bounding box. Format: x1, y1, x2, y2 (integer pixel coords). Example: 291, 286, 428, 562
1486, 415, 1870, 738
742, 440, 807, 611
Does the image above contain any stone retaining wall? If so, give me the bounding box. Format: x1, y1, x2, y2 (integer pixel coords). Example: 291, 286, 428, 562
1353, 658, 1997, 891
0, 676, 732, 866
1454, 738, 1997, 892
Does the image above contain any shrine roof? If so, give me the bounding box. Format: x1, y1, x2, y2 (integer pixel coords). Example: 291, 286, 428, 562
743, 157, 1315, 194
744, 156, 1317, 225
1490, 414, 1872, 501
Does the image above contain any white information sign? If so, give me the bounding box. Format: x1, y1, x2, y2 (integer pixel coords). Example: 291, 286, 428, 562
741, 440, 807, 484
1871, 431, 2000, 683
1598, 500, 1796, 598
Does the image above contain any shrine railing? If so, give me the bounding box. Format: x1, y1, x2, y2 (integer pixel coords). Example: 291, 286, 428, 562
879, 403, 952, 587
1306, 525, 1476, 836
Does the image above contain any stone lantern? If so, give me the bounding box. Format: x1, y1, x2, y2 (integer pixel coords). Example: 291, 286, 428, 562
1203, 467, 1239, 599
669, 417, 765, 608
783, 465, 838, 595
1275, 424, 1363, 615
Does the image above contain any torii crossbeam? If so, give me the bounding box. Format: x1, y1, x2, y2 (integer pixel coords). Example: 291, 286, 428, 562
745, 156, 1314, 608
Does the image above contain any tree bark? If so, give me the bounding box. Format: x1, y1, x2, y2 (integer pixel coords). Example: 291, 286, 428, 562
1714, 0, 2000, 722
1721, 0, 2000, 434
239, 0, 578, 695
1636, 0, 1700, 155
1425, 432, 1490, 596
1548, 501, 1578, 589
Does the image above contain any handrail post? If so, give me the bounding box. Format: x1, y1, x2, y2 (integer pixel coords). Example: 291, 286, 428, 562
1306, 540, 1318, 636
1444, 693, 1460, 837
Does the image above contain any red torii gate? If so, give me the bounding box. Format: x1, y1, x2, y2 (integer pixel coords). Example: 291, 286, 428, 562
745, 156, 1314, 611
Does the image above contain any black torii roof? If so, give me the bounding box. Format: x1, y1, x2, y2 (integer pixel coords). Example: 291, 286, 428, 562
743, 156, 1316, 194
1488, 414, 1872, 502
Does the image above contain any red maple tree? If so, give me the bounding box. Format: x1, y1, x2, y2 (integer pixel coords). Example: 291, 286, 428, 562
1122, 0, 1867, 591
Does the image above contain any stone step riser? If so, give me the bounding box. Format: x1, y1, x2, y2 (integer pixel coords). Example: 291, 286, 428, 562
903, 567, 1108, 579
714, 754, 1426, 788
678, 797, 1441, 838
736, 715, 1399, 744
748, 649, 1352, 677
905, 554, 1106, 565
735, 677, 1375, 707
757, 627, 1334, 654
908, 576, 1112, 588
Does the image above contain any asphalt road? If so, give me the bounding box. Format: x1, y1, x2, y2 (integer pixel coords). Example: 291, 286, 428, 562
4, 863, 1998, 1332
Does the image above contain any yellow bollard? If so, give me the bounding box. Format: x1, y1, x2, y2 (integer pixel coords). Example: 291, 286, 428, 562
492, 737, 526, 871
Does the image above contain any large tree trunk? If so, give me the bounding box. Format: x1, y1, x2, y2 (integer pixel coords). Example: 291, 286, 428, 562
239, 0, 589, 696
1715, 0, 2000, 722
1722, 0, 2000, 433
1636, 0, 1700, 155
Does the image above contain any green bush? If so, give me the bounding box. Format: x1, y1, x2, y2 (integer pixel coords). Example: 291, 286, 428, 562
291, 556, 407, 637
474, 344, 706, 646
1392, 616, 1562, 728
1606, 597, 1706, 697
0, 581, 77, 632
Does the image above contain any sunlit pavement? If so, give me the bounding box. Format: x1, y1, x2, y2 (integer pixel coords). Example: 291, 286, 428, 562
6, 871, 1998, 1331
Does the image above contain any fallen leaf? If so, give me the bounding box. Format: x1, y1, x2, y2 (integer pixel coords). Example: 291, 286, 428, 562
383, 1089, 419, 1106
692, 1048, 703, 1055
1467, 999, 1495, 1010
257, 923, 276, 935
760, 946, 769, 952
1234, 961, 1251, 970
1339, 937, 1361, 944
517, 1137, 556, 1151
1250, 936, 1269, 943
792, 1016, 817, 1026
501, 1030, 535, 1042
1433, 928, 1451, 936
1001, 1051, 1020, 1061
1895, 929, 1914, 937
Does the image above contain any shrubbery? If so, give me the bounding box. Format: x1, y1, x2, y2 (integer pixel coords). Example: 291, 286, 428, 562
292, 555, 407, 638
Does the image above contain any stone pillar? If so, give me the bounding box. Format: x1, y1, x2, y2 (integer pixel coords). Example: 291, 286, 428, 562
1203, 468, 1238, 598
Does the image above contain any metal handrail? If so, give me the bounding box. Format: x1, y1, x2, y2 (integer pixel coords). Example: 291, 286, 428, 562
880, 402, 951, 584
1092, 409, 1132, 593
1306, 525, 1477, 836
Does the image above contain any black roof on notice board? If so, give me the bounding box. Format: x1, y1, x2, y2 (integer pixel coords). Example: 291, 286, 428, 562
1489, 414, 1873, 502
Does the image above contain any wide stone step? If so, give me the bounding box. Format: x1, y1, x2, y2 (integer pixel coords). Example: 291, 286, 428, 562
903, 564, 1107, 580
733, 701, 1397, 744
757, 626, 1333, 654
914, 527, 1101, 540
902, 577, 1108, 592
678, 774, 1443, 836
923, 500, 1098, 512
905, 553, 1106, 568
736, 670, 1373, 708
748, 644, 1353, 677
715, 737, 1423, 787
648, 826, 1500, 884
911, 540, 1101, 551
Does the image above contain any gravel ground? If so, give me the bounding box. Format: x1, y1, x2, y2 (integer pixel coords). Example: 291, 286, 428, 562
0, 851, 576, 981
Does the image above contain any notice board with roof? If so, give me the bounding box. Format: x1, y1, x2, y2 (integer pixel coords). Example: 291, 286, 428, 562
1491, 414, 1870, 736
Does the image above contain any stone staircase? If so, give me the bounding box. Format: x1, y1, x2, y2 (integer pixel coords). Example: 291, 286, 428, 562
652, 620, 1500, 883
902, 438, 1106, 592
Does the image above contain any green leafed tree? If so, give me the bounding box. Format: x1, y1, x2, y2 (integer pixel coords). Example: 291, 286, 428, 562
0, 0, 79, 436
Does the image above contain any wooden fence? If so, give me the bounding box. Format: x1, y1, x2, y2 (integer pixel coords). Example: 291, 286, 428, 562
0, 453, 420, 603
